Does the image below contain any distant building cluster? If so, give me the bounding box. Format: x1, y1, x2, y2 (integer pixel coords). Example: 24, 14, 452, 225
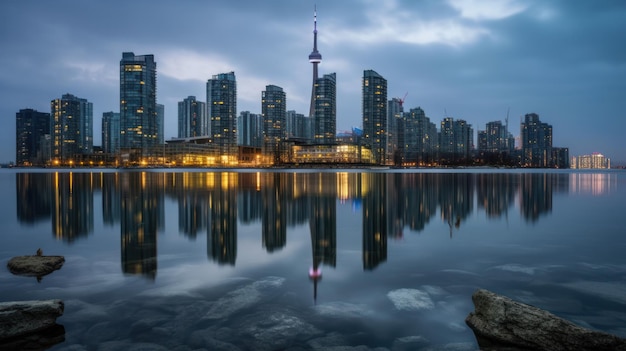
15, 10, 574, 168
571, 153, 611, 169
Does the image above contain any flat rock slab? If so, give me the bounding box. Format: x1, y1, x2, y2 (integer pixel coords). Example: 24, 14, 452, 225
7, 255, 64, 277
0, 300, 64, 341
466, 289, 626, 351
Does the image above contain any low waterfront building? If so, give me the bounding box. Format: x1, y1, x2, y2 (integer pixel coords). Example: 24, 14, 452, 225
571, 153, 610, 169
291, 144, 373, 165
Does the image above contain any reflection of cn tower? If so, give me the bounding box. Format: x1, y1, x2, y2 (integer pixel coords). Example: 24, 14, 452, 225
308, 173, 337, 302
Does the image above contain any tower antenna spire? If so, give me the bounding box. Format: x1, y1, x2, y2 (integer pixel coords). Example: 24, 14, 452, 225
309, 5, 322, 118
314, 5, 317, 31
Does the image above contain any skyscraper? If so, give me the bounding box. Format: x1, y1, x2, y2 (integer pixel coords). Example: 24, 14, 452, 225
313, 73, 336, 144
454, 119, 473, 160
238, 111, 263, 148
178, 96, 207, 138
403, 107, 437, 164
15, 108, 50, 166
362, 70, 387, 165
120, 52, 157, 151
521, 113, 552, 167
51, 93, 93, 162
157, 103, 164, 145
439, 117, 455, 155
286, 110, 312, 141
309, 7, 322, 118
439, 117, 473, 162
387, 98, 403, 163
262, 85, 287, 163
207, 72, 237, 157
479, 121, 514, 154
102, 112, 120, 154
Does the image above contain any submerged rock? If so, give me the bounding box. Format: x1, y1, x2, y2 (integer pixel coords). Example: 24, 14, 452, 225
7, 254, 65, 277
203, 276, 285, 320
0, 300, 65, 341
465, 289, 626, 351
0, 324, 65, 350
313, 301, 374, 319
238, 310, 321, 350
387, 288, 434, 311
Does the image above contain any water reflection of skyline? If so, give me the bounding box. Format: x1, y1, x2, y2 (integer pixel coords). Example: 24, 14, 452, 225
569, 172, 618, 195
15, 171, 613, 279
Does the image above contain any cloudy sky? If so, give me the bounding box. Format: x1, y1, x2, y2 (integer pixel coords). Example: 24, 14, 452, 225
1, 0, 624, 164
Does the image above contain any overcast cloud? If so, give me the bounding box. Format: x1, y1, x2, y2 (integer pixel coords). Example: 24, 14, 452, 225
1, 0, 624, 164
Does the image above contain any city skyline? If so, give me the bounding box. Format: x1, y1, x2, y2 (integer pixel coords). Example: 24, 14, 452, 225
1, 1, 624, 164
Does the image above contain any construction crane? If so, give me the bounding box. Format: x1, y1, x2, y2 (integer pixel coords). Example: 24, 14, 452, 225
505, 107, 510, 132
398, 92, 408, 108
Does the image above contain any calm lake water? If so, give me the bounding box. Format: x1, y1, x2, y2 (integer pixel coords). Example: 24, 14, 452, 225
1, 169, 625, 350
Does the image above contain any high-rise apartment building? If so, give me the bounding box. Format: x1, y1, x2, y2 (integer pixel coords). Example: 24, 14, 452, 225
403, 107, 437, 164
51, 93, 93, 162
120, 52, 158, 151
439, 117, 455, 155
455, 119, 473, 159
102, 112, 120, 154
552, 147, 570, 169
439, 117, 473, 161
478, 121, 514, 153
313, 73, 336, 144
157, 104, 164, 145
207, 72, 237, 157
521, 113, 552, 167
286, 110, 311, 141
362, 70, 388, 165
178, 96, 207, 138
387, 98, 403, 163
262, 85, 287, 162
238, 111, 263, 148
15, 108, 51, 166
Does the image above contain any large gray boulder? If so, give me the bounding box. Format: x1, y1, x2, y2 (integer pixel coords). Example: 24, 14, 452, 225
0, 300, 64, 340
7, 255, 64, 277
466, 289, 626, 351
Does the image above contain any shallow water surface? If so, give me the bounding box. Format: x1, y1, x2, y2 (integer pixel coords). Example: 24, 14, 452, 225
1, 169, 625, 350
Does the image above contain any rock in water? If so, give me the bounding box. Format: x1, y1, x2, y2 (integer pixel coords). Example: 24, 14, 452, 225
0, 300, 64, 340
465, 289, 626, 351
7, 255, 65, 277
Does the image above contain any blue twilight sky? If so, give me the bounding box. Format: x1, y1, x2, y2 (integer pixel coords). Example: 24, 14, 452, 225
1, 0, 625, 164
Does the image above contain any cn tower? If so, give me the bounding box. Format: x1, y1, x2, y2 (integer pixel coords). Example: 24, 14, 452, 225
308, 6, 322, 118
